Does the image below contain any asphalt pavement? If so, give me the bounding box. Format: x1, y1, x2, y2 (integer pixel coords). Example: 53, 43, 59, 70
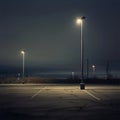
0, 84, 120, 120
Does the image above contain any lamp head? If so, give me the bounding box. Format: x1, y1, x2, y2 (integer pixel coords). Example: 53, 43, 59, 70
76, 16, 86, 24
21, 50, 25, 55
76, 18, 82, 24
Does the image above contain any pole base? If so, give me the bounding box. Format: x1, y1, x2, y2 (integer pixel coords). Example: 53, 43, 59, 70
80, 83, 85, 90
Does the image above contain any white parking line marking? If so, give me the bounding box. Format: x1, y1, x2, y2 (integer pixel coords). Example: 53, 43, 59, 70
31, 87, 45, 99
31, 89, 42, 99
84, 90, 101, 101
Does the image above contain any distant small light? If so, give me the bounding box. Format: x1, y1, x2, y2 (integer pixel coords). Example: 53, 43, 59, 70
92, 65, 95, 68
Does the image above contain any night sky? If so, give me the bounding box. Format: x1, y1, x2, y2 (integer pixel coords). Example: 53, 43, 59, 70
0, 0, 120, 76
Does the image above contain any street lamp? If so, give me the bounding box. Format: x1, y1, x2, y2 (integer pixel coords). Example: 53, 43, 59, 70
76, 16, 86, 90
72, 72, 75, 80
21, 50, 25, 80
92, 65, 96, 77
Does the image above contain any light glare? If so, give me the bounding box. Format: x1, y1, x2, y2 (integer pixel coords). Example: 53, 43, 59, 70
76, 19, 82, 24
21, 50, 25, 54
92, 65, 95, 68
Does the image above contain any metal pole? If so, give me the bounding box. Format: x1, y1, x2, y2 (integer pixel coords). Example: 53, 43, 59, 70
106, 60, 110, 79
22, 53, 25, 79
86, 59, 89, 79
76, 16, 86, 89
81, 21, 84, 83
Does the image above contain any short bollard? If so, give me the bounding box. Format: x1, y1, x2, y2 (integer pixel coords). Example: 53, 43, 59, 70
80, 83, 85, 90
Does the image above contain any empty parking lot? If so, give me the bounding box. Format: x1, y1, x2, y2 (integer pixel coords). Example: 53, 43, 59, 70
0, 84, 120, 120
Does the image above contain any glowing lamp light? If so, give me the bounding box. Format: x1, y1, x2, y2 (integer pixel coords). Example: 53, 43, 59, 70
76, 18, 82, 24
92, 65, 95, 68
21, 50, 25, 54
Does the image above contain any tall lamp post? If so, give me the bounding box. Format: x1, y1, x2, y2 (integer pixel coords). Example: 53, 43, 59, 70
76, 16, 86, 90
21, 50, 25, 80
92, 65, 96, 78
